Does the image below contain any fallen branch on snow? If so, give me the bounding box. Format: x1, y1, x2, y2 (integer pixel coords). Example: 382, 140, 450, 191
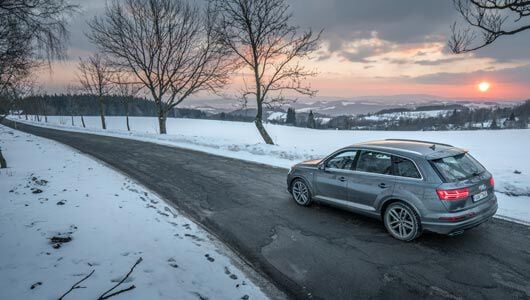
97, 257, 143, 300
57, 270, 95, 300
56, 257, 142, 299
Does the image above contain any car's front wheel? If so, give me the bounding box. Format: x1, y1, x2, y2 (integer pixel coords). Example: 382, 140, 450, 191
383, 202, 422, 241
291, 179, 312, 206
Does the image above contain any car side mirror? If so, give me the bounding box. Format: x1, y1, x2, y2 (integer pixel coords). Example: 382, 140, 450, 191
318, 163, 326, 171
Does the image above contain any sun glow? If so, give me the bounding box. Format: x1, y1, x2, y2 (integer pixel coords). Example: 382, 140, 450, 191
478, 81, 491, 93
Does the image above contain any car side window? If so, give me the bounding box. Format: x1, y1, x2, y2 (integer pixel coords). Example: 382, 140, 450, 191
356, 151, 392, 175
393, 157, 422, 179
325, 150, 358, 170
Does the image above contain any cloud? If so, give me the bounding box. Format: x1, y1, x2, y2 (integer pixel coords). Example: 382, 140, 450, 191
289, 0, 530, 63
290, 0, 457, 44
412, 64, 530, 85
330, 32, 396, 62
66, 0, 530, 65
414, 56, 464, 66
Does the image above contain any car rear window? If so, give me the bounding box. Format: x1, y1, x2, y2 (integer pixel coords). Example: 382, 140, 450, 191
430, 153, 485, 182
394, 157, 421, 179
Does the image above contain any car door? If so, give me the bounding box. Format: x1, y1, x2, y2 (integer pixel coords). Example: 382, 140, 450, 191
314, 150, 358, 202
349, 150, 395, 210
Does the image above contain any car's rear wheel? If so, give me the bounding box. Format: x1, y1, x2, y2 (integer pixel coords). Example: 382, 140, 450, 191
384, 202, 422, 241
291, 179, 312, 206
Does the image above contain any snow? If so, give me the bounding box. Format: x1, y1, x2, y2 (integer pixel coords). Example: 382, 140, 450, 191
0, 125, 269, 300
363, 110, 451, 121
266, 112, 287, 122
295, 107, 319, 113
316, 117, 331, 125
7, 115, 530, 226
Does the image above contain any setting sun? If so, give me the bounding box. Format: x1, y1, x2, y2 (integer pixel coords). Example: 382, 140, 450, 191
478, 81, 491, 93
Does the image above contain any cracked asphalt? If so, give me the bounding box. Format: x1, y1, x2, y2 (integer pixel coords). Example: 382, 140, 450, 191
4, 120, 530, 300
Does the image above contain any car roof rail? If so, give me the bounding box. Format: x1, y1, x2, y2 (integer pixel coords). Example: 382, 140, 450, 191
384, 139, 454, 148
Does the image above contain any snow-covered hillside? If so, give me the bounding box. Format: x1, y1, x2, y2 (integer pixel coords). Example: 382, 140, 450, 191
362, 109, 451, 121
0, 125, 269, 300
7, 115, 530, 225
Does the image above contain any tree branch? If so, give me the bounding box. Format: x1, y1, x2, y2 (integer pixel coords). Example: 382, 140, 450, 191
97, 257, 142, 300
450, 0, 530, 53
57, 270, 95, 300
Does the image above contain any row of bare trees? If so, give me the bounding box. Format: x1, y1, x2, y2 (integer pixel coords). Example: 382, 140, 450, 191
0, 0, 77, 168
80, 0, 320, 145
76, 54, 142, 131
0, 0, 77, 121
0, 0, 320, 146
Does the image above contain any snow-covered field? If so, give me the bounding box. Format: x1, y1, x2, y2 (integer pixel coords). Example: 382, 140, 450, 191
0, 125, 270, 300
7, 115, 530, 225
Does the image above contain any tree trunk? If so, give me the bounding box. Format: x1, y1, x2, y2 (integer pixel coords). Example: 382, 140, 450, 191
125, 101, 130, 131
81, 115, 86, 128
253, 63, 274, 145
98, 95, 106, 130
158, 113, 167, 134
255, 102, 274, 145
43, 102, 48, 123
0, 148, 7, 169
156, 100, 167, 134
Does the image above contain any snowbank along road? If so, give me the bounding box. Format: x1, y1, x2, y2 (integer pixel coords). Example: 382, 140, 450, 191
3, 120, 530, 300
0, 125, 272, 300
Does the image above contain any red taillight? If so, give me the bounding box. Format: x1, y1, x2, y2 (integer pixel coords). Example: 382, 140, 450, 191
436, 188, 470, 200
489, 177, 495, 187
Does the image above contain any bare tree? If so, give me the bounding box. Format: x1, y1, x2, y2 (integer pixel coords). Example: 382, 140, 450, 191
112, 71, 143, 131
449, 0, 530, 53
77, 54, 114, 130
210, 0, 320, 145
88, 0, 233, 134
3, 75, 37, 121
0, 0, 77, 113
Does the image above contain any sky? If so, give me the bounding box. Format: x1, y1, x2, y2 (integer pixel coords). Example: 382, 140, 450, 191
37, 0, 530, 101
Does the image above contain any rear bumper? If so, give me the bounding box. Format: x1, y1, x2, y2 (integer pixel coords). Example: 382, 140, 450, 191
421, 196, 498, 235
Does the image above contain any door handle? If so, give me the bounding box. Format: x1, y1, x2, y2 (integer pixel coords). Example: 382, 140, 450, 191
338, 176, 347, 182
378, 183, 389, 189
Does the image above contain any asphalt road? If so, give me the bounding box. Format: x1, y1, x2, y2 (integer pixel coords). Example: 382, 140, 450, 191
3, 120, 530, 300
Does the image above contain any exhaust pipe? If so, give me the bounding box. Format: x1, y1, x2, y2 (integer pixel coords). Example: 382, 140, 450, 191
448, 230, 465, 237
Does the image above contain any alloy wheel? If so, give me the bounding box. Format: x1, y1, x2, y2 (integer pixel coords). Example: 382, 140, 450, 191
385, 204, 419, 241
292, 180, 310, 206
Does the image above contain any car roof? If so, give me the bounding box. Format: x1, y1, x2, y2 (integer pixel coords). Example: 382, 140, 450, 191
349, 139, 467, 159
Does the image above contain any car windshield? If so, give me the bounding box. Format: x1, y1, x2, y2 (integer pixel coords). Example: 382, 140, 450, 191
431, 153, 485, 182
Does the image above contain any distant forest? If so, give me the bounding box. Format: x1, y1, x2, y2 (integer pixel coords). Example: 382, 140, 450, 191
326, 101, 530, 131
16, 94, 208, 119
12, 94, 530, 131
19, 94, 157, 117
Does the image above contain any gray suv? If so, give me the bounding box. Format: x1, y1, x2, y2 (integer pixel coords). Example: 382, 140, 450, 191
286, 139, 497, 241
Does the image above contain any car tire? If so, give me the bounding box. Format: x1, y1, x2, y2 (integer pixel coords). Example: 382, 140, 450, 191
291, 179, 312, 206
383, 202, 422, 242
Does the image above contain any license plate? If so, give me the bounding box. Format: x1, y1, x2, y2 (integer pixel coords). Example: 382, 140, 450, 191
473, 191, 488, 202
